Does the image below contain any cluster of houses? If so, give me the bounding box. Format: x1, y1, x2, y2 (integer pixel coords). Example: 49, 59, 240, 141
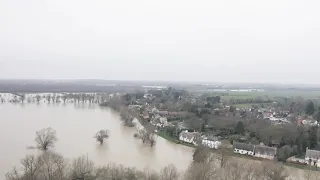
178, 130, 279, 160
233, 142, 277, 160
260, 107, 319, 126
127, 92, 320, 166
260, 108, 291, 124
305, 148, 320, 166
151, 115, 169, 128
297, 119, 319, 126
287, 148, 320, 167
144, 107, 187, 128
177, 128, 282, 161
178, 130, 221, 149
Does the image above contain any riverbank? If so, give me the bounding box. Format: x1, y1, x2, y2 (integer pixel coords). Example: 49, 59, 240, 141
157, 131, 195, 148
102, 103, 320, 173
157, 130, 320, 172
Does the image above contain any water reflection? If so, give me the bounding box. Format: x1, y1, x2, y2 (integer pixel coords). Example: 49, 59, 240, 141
95, 143, 109, 158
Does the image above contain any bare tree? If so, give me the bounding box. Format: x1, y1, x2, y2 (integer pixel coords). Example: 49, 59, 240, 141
261, 161, 288, 180
35, 128, 58, 151
5, 167, 22, 180
56, 95, 61, 103
304, 169, 320, 180
142, 169, 160, 180
22, 155, 43, 180
62, 96, 67, 104
123, 167, 139, 180
38, 152, 68, 180
6, 155, 43, 180
193, 145, 211, 163
159, 164, 179, 180
96, 164, 123, 180
209, 147, 229, 168
46, 95, 51, 103
51, 95, 56, 103
70, 156, 95, 180
240, 161, 264, 180
139, 130, 156, 147
36, 94, 41, 103
76, 95, 81, 103
20, 94, 26, 103
89, 95, 94, 103
184, 162, 217, 180
219, 160, 245, 180
94, 130, 109, 145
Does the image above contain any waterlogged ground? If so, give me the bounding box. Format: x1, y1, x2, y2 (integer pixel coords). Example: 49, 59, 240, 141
0, 95, 316, 180
0, 103, 193, 178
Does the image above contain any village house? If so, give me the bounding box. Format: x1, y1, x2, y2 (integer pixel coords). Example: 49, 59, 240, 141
143, 94, 153, 100
142, 111, 150, 121
150, 115, 161, 126
158, 110, 169, 116
263, 112, 273, 119
202, 136, 221, 149
151, 115, 168, 128
177, 122, 189, 131
168, 111, 187, 116
128, 104, 142, 110
159, 117, 168, 126
305, 148, 320, 166
254, 145, 277, 160
271, 140, 280, 148
179, 130, 201, 146
302, 119, 318, 126
233, 142, 255, 156
269, 117, 291, 124
144, 105, 153, 113
153, 118, 162, 128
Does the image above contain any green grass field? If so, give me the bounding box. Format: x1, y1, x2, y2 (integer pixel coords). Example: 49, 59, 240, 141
203, 90, 320, 108
208, 91, 320, 102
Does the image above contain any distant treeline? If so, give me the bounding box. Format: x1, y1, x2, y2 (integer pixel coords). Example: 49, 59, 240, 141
0, 81, 143, 93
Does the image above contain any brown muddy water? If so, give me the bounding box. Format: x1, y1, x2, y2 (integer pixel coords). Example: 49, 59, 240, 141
0, 104, 193, 178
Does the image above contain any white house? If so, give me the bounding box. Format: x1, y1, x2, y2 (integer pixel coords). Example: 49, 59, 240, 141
233, 142, 255, 156
254, 145, 277, 160
159, 117, 168, 126
305, 148, 320, 166
179, 130, 200, 146
202, 136, 221, 149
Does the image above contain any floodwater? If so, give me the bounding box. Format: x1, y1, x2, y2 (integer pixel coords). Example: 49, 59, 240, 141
0, 103, 193, 178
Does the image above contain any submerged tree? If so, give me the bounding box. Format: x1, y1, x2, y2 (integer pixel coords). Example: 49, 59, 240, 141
62, 95, 67, 104
139, 130, 156, 147
20, 94, 26, 103
36, 94, 41, 103
94, 130, 109, 145
51, 95, 56, 103
35, 127, 58, 151
46, 95, 51, 103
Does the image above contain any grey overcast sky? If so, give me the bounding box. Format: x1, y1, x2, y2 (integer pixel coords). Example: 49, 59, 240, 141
0, 0, 319, 83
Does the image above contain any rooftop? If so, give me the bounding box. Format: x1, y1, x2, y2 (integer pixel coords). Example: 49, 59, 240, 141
254, 145, 277, 156
306, 149, 320, 160
233, 142, 254, 151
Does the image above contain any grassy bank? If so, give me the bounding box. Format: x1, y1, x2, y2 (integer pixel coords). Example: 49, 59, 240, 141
157, 131, 195, 148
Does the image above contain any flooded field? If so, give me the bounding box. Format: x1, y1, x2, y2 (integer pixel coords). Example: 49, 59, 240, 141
0, 103, 193, 178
